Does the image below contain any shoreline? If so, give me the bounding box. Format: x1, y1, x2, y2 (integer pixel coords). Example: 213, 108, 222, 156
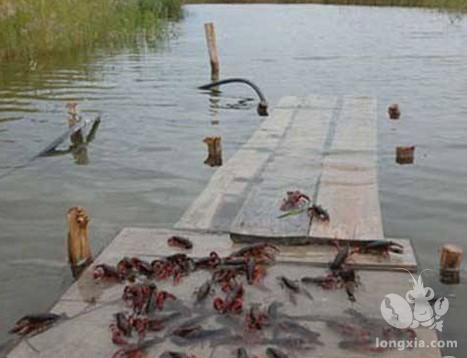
184, 0, 466, 11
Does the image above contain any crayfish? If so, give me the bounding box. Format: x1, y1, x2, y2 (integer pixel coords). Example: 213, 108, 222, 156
112, 336, 163, 358
245, 305, 269, 330
168, 236, 193, 250
193, 251, 221, 270
151, 254, 194, 284
280, 190, 311, 211
353, 240, 404, 256
160, 352, 197, 358
123, 283, 176, 313
213, 282, 244, 314
245, 257, 266, 285
229, 243, 279, 264
9, 313, 63, 336
301, 242, 359, 302
329, 242, 351, 272
93, 264, 124, 282
308, 204, 330, 222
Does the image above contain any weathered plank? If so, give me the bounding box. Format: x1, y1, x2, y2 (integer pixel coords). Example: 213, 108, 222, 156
8, 229, 436, 358
310, 96, 383, 241
10, 270, 440, 358
230, 96, 339, 241
174, 97, 300, 232
98, 228, 417, 272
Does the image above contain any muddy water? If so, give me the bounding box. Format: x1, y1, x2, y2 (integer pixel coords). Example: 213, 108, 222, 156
0, 4, 466, 355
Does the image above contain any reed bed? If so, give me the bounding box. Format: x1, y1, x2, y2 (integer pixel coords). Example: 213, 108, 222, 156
0, 0, 182, 62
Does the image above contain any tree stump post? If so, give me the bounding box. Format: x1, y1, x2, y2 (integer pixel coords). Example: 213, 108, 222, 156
440, 244, 463, 284
396, 146, 415, 165
67, 206, 93, 278
388, 104, 401, 119
204, 22, 220, 81
203, 136, 222, 167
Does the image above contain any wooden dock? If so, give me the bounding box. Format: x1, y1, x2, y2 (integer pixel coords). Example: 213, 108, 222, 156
176, 95, 382, 242
8, 96, 441, 358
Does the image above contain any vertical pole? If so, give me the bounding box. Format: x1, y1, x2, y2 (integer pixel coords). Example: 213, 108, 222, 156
395, 146, 415, 165
203, 136, 223, 167
67, 206, 93, 278
204, 22, 220, 81
440, 244, 463, 284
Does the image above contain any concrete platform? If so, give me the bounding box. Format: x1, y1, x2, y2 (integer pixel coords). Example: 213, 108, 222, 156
8, 229, 438, 358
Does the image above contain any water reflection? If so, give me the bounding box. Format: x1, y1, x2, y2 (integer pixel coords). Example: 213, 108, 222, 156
208, 84, 221, 125
199, 78, 269, 116
43, 118, 100, 165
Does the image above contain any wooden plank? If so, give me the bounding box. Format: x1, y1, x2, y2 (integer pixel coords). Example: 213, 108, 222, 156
174, 98, 300, 232
310, 96, 383, 241
7, 228, 435, 357
230, 96, 339, 241
10, 270, 440, 358
93, 229, 417, 272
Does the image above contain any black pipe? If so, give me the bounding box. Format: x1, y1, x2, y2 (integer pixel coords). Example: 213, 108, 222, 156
198, 78, 269, 116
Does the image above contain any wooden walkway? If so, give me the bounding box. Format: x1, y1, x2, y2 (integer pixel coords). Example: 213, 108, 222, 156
8, 96, 440, 358
176, 95, 383, 243
9, 229, 438, 358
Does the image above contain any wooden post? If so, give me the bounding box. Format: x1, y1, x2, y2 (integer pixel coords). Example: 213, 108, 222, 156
203, 136, 222, 167
67, 207, 93, 278
440, 244, 463, 284
396, 146, 415, 165
204, 22, 220, 81
66, 102, 79, 126
388, 104, 401, 119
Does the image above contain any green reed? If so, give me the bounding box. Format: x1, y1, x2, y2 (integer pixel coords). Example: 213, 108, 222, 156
0, 0, 182, 62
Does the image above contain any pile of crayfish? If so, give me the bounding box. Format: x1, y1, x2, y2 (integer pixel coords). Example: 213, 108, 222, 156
92, 241, 281, 357
300, 242, 359, 302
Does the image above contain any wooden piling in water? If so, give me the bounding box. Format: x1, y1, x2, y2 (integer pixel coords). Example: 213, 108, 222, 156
203, 136, 222, 167
440, 243, 463, 284
388, 103, 401, 119
204, 22, 220, 81
67, 206, 93, 278
396, 146, 415, 165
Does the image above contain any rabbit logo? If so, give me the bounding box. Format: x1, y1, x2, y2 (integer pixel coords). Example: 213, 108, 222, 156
380, 269, 449, 332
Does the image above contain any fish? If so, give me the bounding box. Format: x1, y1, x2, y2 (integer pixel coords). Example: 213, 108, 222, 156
195, 280, 212, 304
278, 320, 321, 342
115, 312, 132, 336
277, 276, 313, 303
236, 347, 250, 358
168, 236, 193, 250
265, 347, 288, 358
329, 243, 350, 271
171, 328, 230, 346
159, 352, 194, 358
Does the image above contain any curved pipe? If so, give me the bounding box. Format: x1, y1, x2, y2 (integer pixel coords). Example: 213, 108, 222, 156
198, 78, 269, 116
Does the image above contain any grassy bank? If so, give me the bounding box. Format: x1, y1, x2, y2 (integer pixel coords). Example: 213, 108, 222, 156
0, 0, 182, 62
186, 0, 466, 11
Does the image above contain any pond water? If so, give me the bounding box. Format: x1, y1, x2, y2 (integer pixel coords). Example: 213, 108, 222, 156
0, 4, 466, 355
